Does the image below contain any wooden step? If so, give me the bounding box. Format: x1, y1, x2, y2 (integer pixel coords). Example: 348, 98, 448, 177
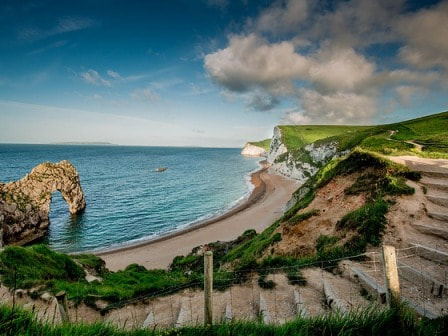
351, 266, 439, 319
417, 170, 448, 178
428, 211, 448, 223
426, 195, 448, 207
421, 177, 448, 192
142, 310, 155, 328
413, 224, 448, 240
323, 279, 349, 313
293, 289, 308, 317
351, 267, 386, 303
174, 299, 189, 328
224, 303, 232, 322
409, 243, 448, 265
404, 299, 438, 319
259, 293, 272, 324
397, 261, 446, 297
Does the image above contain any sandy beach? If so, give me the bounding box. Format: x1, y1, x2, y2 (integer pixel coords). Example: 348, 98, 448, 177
97, 163, 299, 270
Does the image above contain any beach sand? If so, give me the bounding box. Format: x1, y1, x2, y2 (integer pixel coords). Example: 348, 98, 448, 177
97, 163, 299, 270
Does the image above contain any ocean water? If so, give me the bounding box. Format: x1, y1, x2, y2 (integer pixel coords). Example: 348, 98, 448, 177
0, 144, 259, 252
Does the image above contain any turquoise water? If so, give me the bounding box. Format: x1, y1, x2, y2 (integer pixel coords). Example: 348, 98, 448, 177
0, 144, 259, 252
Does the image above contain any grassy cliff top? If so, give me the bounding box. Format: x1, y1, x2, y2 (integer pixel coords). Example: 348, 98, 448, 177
248, 138, 271, 151
272, 111, 448, 158
277, 125, 372, 150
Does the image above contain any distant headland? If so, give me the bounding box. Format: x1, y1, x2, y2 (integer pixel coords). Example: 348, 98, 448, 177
49, 141, 115, 145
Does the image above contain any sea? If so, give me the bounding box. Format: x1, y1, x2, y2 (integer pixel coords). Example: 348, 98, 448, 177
0, 144, 260, 253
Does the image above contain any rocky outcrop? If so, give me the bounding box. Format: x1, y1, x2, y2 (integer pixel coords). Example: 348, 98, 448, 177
0, 160, 86, 246
266, 127, 345, 182
241, 143, 268, 157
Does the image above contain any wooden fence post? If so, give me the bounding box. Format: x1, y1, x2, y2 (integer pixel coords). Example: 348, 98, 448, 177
381, 245, 401, 307
204, 251, 213, 325
55, 291, 70, 323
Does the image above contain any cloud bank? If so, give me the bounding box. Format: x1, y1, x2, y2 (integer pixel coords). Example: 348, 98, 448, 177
204, 0, 448, 124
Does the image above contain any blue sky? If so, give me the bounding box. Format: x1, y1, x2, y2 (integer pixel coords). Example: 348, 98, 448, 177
0, 0, 447, 146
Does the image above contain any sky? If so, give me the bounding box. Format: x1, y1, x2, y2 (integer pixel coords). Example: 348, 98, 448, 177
0, 0, 447, 147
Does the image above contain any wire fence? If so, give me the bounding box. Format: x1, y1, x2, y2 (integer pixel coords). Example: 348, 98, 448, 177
105, 245, 447, 328
2, 244, 447, 329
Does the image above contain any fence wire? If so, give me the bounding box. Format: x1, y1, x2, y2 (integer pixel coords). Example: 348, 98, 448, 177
3, 244, 448, 329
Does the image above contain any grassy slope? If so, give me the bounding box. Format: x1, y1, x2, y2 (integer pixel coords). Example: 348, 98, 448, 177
270, 111, 448, 158
349, 111, 448, 157
278, 125, 371, 151
1, 302, 447, 335
248, 138, 271, 151
0, 245, 200, 309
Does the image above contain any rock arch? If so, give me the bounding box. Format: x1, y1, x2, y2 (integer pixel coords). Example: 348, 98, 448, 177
0, 160, 86, 246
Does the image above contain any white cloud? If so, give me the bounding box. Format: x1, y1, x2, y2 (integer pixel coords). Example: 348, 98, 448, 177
107, 70, 122, 79
80, 69, 151, 87
189, 83, 214, 96
80, 69, 111, 87
28, 40, 67, 55
18, 16, 97, 42
309, 46, 375, 92
245, 91, 280, 111
282, 109, 311, 125
308, 0, 404, 47
394, 85, 428, 106
299, 89, 377, 124
396, 2, 448, 70
253, 0, 310, 34
53, 17, 96, 35
92, 93, 103, 100
149, 78, 183, 90
204, 34, 310, 95
130, 87, 160, 102
204, 0, 448, 125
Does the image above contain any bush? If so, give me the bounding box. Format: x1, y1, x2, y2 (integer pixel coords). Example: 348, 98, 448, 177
337, 199, 388, 246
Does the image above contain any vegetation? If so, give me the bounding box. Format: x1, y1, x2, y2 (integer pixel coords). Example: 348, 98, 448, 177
337, 198, 389, 247
0, 245, 200, 310
286, 209, 320, 226
248, 138, 271, 151
344, 173, 415, 198
0, 245, 85, 289
359, 111, 448, 157
272, 111, 448, 159
359, 136, 414, 155
278, 125, 371, 151
0, 302, 447, 335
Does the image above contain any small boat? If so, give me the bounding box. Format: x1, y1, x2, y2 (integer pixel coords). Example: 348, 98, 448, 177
156, 167, 167, 172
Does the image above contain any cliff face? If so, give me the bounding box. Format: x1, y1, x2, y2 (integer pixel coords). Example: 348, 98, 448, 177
0, 160, 86, 246
267, 127, 344, 182
241, 143, 268, 157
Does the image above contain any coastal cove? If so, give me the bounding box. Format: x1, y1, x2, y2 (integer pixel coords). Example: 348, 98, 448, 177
0, 144, 261, 252
97, 165, 298, 270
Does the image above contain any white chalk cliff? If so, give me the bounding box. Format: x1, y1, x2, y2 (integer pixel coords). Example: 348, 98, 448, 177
266, 127, 344, 182
241, 143, 268, 157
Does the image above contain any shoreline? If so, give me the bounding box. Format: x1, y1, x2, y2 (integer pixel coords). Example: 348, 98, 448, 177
94, 160, 268, 256
97, 162, 299, 270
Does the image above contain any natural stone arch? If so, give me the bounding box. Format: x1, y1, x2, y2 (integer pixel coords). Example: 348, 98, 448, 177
0, 160, 86, 246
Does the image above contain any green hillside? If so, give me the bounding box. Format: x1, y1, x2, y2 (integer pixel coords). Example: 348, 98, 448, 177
276, 111, 448, 158
248, 138, 271, 151
278, 125, 372, 151
360, 111, 448, 157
